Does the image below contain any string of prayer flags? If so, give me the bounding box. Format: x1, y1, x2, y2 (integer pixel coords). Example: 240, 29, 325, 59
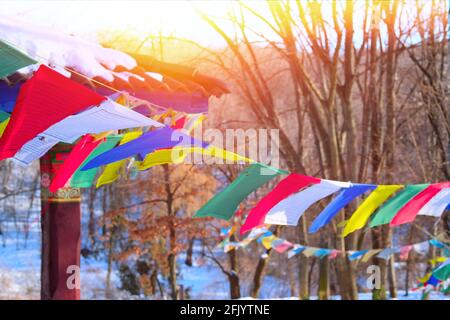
227, 226, 445, 263
309, 183, 376, 233
81, 126, 208, 170
0, 65, 106, 160
0, 40, 37, 78
342, 185, 403, 237
194, 163, 286, 220
49, 135, 104, 192
391, 182, 450, 226
240, 174, 321, 234
200, 162, 449, 232
263, 179, 350, 228
95, 131, 143, 187
69, 134, 123, 188
369, 184, 430, 228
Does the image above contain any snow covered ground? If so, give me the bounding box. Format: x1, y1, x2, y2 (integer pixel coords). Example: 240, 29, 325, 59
0, 214, 448, 300
0, 216, 232, 299
240, 291, 449, 300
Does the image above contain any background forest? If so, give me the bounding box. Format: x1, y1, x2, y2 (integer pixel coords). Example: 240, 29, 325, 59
0, 0, 448, 300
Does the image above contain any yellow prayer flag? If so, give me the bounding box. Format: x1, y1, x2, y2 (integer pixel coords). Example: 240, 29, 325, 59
302, 247, 318, 257
343, 185, 403, 237
0, 118, 10, 137
92, 130, 114, 141
96, 131, 142, 188
261, 235, 277, 250
135, 147, 191, 170
418, 273, 432, 283
361, 249, 382, 263
136, 146, 252, 171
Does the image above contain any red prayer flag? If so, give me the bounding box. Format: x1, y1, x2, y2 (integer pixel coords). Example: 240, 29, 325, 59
0, 65, 105, 160
390, 182, 450, 226
240, 173, 320, 234
49, 135, 104, 192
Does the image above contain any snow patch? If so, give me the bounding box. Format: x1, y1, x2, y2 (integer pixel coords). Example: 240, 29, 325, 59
0, 16, 136, 81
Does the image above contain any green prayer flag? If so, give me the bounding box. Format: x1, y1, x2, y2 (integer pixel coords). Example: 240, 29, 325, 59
369, 184, 429, 227
194, 163, 287, 220
70, 135, 122, 188
433, 260, 450, 281
0, 40, 37, 78
0, 110, 10, 122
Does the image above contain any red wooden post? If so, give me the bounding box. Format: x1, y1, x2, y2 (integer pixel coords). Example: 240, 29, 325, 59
40, 144, 81, 300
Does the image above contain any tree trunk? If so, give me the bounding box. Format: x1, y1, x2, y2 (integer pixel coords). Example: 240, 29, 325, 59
344, 258, 359, 300
297, 219, 310, 299
388, 254, 398, 298
163, 164, 178, 300
381, 0, 399, 300
250, 248, 271, 298
168, 245, 178, 300
371, 227, 387, 300
334, 214, 358, 300
298, 255, 310, 299
105, 227, 115, 299
318, 257, 330, 300
228, 273, 241, 299
185, 237, 195, 267
228, 235, 241, 299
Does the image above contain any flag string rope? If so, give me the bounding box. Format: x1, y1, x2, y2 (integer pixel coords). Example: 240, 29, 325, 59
218, 226, 450, 259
